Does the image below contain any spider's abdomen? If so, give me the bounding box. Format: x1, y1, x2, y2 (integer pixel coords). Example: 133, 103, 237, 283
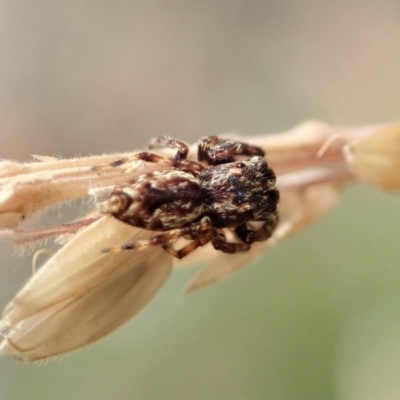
100, 169, 204, 230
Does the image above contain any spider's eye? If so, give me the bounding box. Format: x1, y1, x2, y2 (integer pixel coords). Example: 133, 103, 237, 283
229, 174, 237, 184
236, 162, 245, 168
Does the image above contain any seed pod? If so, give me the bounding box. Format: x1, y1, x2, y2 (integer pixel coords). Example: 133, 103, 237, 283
344, 123, 400, 190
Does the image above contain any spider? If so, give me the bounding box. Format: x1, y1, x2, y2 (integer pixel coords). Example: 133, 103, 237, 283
99, 136, 279, 259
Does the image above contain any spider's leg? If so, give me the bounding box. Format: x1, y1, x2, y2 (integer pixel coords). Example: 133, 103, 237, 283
102, 217, 212, 254
92, 151, 173, 172
211, 230, 251, 254
149, 136, 189, 161
163, 239, 203, 259
149, 136, 205, 174
234, 212, 279, 244
162, 225, 215, 259
102, 230, 183, 253
198, 136, 265, 165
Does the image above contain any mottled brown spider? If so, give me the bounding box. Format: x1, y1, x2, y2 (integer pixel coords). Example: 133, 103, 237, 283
99, 136, 279, 259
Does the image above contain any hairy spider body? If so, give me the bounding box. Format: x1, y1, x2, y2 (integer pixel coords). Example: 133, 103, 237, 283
103, 169, 204, 231
100, 136, 279, 258
199, 157, 279, 228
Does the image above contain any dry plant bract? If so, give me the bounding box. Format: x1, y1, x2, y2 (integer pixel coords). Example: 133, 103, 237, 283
0, 121, 399, 362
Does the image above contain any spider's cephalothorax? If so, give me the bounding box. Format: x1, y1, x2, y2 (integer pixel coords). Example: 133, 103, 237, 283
99, 136, 279, 259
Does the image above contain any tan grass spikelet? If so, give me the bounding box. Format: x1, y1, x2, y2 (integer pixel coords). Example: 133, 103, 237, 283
344, 123, 400, 190
0, 154, 148, 229
0, 215, 172, 362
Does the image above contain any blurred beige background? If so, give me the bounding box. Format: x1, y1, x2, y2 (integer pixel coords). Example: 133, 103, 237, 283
0, 1, 400, 399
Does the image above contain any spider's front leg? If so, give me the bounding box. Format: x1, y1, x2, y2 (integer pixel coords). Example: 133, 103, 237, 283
198, 136, 265, 165
149, 136, 189, 162
93, 136, 196, 172
91, 151, 172, 172
149, 136, 204, 174
234, 212, 279, 245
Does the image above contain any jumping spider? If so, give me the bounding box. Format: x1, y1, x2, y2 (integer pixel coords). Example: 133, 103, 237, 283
99, 136, 279, 259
